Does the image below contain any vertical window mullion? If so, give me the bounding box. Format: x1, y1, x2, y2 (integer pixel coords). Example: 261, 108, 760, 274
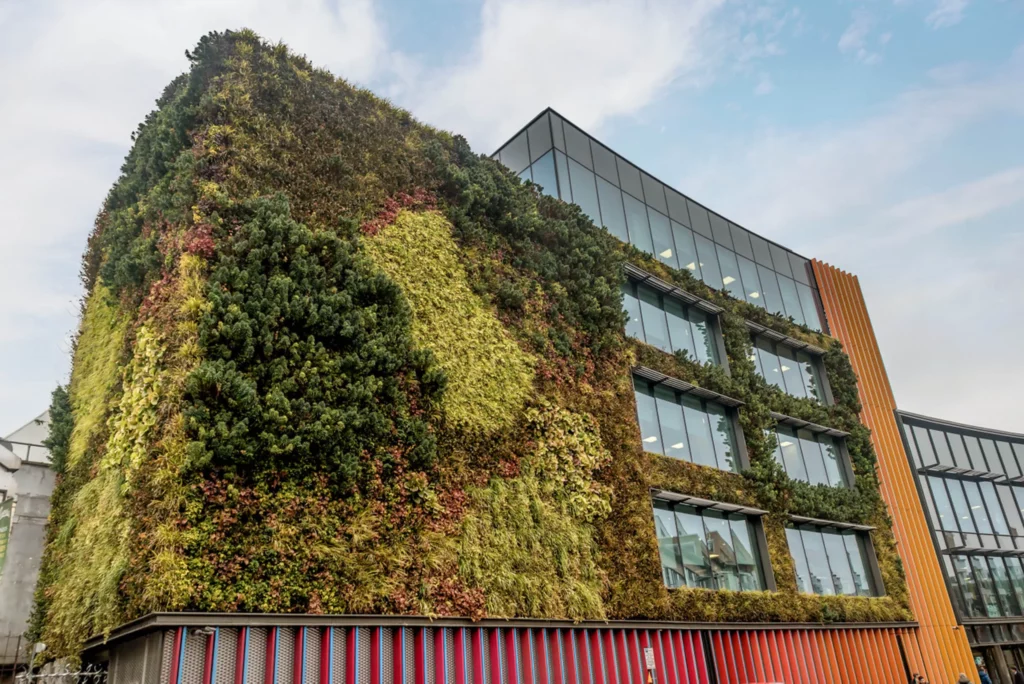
798, 528, 818, 595
699, 511, 716, 590
818, 529, 842, 594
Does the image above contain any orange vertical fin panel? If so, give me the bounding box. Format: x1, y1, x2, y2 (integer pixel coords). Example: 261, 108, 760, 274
812, 260, 976, 683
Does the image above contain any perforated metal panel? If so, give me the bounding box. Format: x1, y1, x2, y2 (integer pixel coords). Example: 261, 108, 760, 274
181, 630, 207, 684
480, 630, 492, 684
421, 629, 434, 684
217, 628, 239, 684
461, 630, 474, 684
331, 628, 346, 684
357, 628, 372, 684
380, 628, 393, 684
305, 628, 321, 684
443, 629, 455, 684
277, 628, 296, 684
403, 627, 415, 684
247, 628, 268, 684
161, 629, 177, 683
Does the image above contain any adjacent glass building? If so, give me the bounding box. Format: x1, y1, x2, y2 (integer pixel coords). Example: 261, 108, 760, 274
898, 410, 1024, 676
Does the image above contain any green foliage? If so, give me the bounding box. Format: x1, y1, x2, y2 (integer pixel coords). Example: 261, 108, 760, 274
43, 386, 73, 475
362, 210, 536, 431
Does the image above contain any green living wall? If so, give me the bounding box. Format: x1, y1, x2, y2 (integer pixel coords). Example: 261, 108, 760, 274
31, 30, 911, 659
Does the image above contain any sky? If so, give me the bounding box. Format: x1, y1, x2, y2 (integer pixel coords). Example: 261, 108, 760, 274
0, 0, 1022, 435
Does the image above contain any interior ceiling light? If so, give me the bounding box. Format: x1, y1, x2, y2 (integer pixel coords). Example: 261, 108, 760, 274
781, 365, 791, 372
643, 436, 658, 443
686, 262, 697, 270
671, 442, 685, 450
660, 249, 673, 258
780, 441, 794, 447
722, 276, 736, 285
749, 292, 760, 298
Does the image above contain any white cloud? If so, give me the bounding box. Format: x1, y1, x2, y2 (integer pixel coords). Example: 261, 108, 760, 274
396, 0, 726, 150
838, 9, 882, 64
926, 0, 970, 28
754, 72, 775, 95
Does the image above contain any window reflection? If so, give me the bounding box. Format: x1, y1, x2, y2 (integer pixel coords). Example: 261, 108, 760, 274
633, 375, 739, 473
621, 281, 721, 364
567, 158, 601, 224
652, 498, 765, 591
751, 336, 827, 403
530, 151, 558, 198
772, 425, 848, 487
787, 525, 879, 596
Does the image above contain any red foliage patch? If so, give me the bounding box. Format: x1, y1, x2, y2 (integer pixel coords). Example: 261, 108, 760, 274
359, 188, 436, 236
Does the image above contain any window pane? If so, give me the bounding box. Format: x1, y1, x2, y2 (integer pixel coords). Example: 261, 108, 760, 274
649, 209, 678, 268
756, 265, 785, 316
567, 158, 601, 224
963, 480, 992, 534
675, 507, 712, 588
623, 193, 654, 255
777, 345, 807, 399
928, 476, 957, 532
999, 485, 1023, 536
971, 555, 1002, 617
704, 512, 740, 590
591, 141, 618, 184
799, 429, 829, 486
948, 434, 970, 470
499, 131, 530, 173
1005, 557, 1024, 617
622, 282, 644, 341
738, 256, 765, 308
786, 527, 812, 593
681, 395, 717, 468
989, 557, 1021, 616
981, 439, 1004, 475
755, 338, 785, 392
822, 530, 857, 596
634, 381, 662, 454
694, 235, 722, 290
947, 480, 976, 533
531, 150, 558, 198
641, 173, 668, 214
953, 555, 984, 617
550, 113, 565, 151
998, 442, 1021, 478
964, 436, 987, 471
653, 500, 685, 589
801, 529, 835, 595
770, 244, 794, 278
666, 188, 689, 225
596, 177, 628, 242
709, 213, 733, 249
519, 166, 532, 183
616, 157, 644, 201
730, 517, 763, 591
931, 430, 955, 468
730, 224, 754, 260
554, 151, 572, 203
777, 276, 807, 326
638, 285, 670, 352
671, 221, 701, 277
843, 533, 874, 596
789, 253, 811, 285
689, 310, 718, 365
750, 234, 773, 266
777, 427, 807, 482
796, 283, 822, 332
563, 122, 593, 168
655, 385, 688, 462
796, 351, 824, 403
820, 436, 846, 487
686, 199, 712, 238
716, 247, 745, 299
664, 298, 697, 359
913, 426, 938, 466
527, 114, 553, 163
707, 402, 737, 472
980, 482, 1010, 535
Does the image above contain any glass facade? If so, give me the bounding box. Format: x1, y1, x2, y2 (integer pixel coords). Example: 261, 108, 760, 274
751, 335, 827, 403
771, 426, 848, 488
622, 279, 720, 364
899, 412, 1024, 639
633, 375, 739, 472
495, 110, 826, 332
652, 497, 765, 591
785, 524, 878, 597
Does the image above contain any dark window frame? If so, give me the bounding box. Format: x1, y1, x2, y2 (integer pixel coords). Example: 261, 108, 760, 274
749, 332, 833, 405
771, 422, 854, 488
785, 520, 885, 598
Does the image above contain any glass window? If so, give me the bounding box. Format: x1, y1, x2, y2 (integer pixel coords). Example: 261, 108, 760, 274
567, 158, 601, 224
737, 257, 764, 308
563, 122, 593, 168
622, 283, 643, 340
634, 382, 661, 454
665, 188, 689, 225
843, 533, 875, 596
686, 200, 712, 238
664, 299, 697, 360
671, 221, 701, 277
653, 500, 685, 589
789, 253, 811, 285
694, 235, 722, 290
708, 214, 732, 249
654, 385, 688, 462
796, 351, 825, 402
591, 141, 619, 184
648, 209, 678, 268
964, 436, 987, 471
641, 173, 668, 214
822, 530, 856, 595
948, 434, 970, 470
981, 439, 1004, 475
519, 166, 532, 183
963, 480, 993, 534
999, 442, 1021, 478
998, 485, 1023, 536
623, 193, 654, 255
555, 151, 572, 203
499, 131, 531, 173
527, 114, 553, 163
777, 276, 807, 327
596, 177, 628, 242
690, 310, 718, 365
652, 498, 764, 592
931, 430, 955, 468
638, 285, 670, 352
786, 526, 812, 593
716, 247, 745, 299
774, 426, 847, 488
750, 234, 774, 267
707, 403, 737, 471
913, 426, 937, 466
755, 337, 785, 392
799, 429, 829, 485
820, 436, 846, 487
531, 151, 558, 198
928, 476, 957, 532
616, 157, 644, 200
796, 283, 822, 332
730, 224, 754, 260
776, 426, 808, 482
953, 554, 984, 617
971, 556, 1002, 617
550, 112, 566, 151
800, 528, 834, 595
757, 266, 785, 316
752, 336, 826, 403
769, 244, 794, 278
777, 345, 806, 399
980, 481, 1010, 535
1005, 557, 1024, 615
946, 480, 976, 533
989, 557, 1022, 616
682, 394, 718, 469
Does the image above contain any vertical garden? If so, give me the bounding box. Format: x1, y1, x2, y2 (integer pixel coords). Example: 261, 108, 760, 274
31, 30, 911, 660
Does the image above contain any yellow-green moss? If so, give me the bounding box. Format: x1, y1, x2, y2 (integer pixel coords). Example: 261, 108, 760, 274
363, 210, 535, 431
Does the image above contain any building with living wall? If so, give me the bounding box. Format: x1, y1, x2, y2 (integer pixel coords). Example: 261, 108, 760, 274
28, 30, 978, 684
897, 410, 1024, 682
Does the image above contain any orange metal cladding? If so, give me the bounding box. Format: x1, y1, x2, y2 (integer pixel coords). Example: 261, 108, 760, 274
812, 260, 976, 683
